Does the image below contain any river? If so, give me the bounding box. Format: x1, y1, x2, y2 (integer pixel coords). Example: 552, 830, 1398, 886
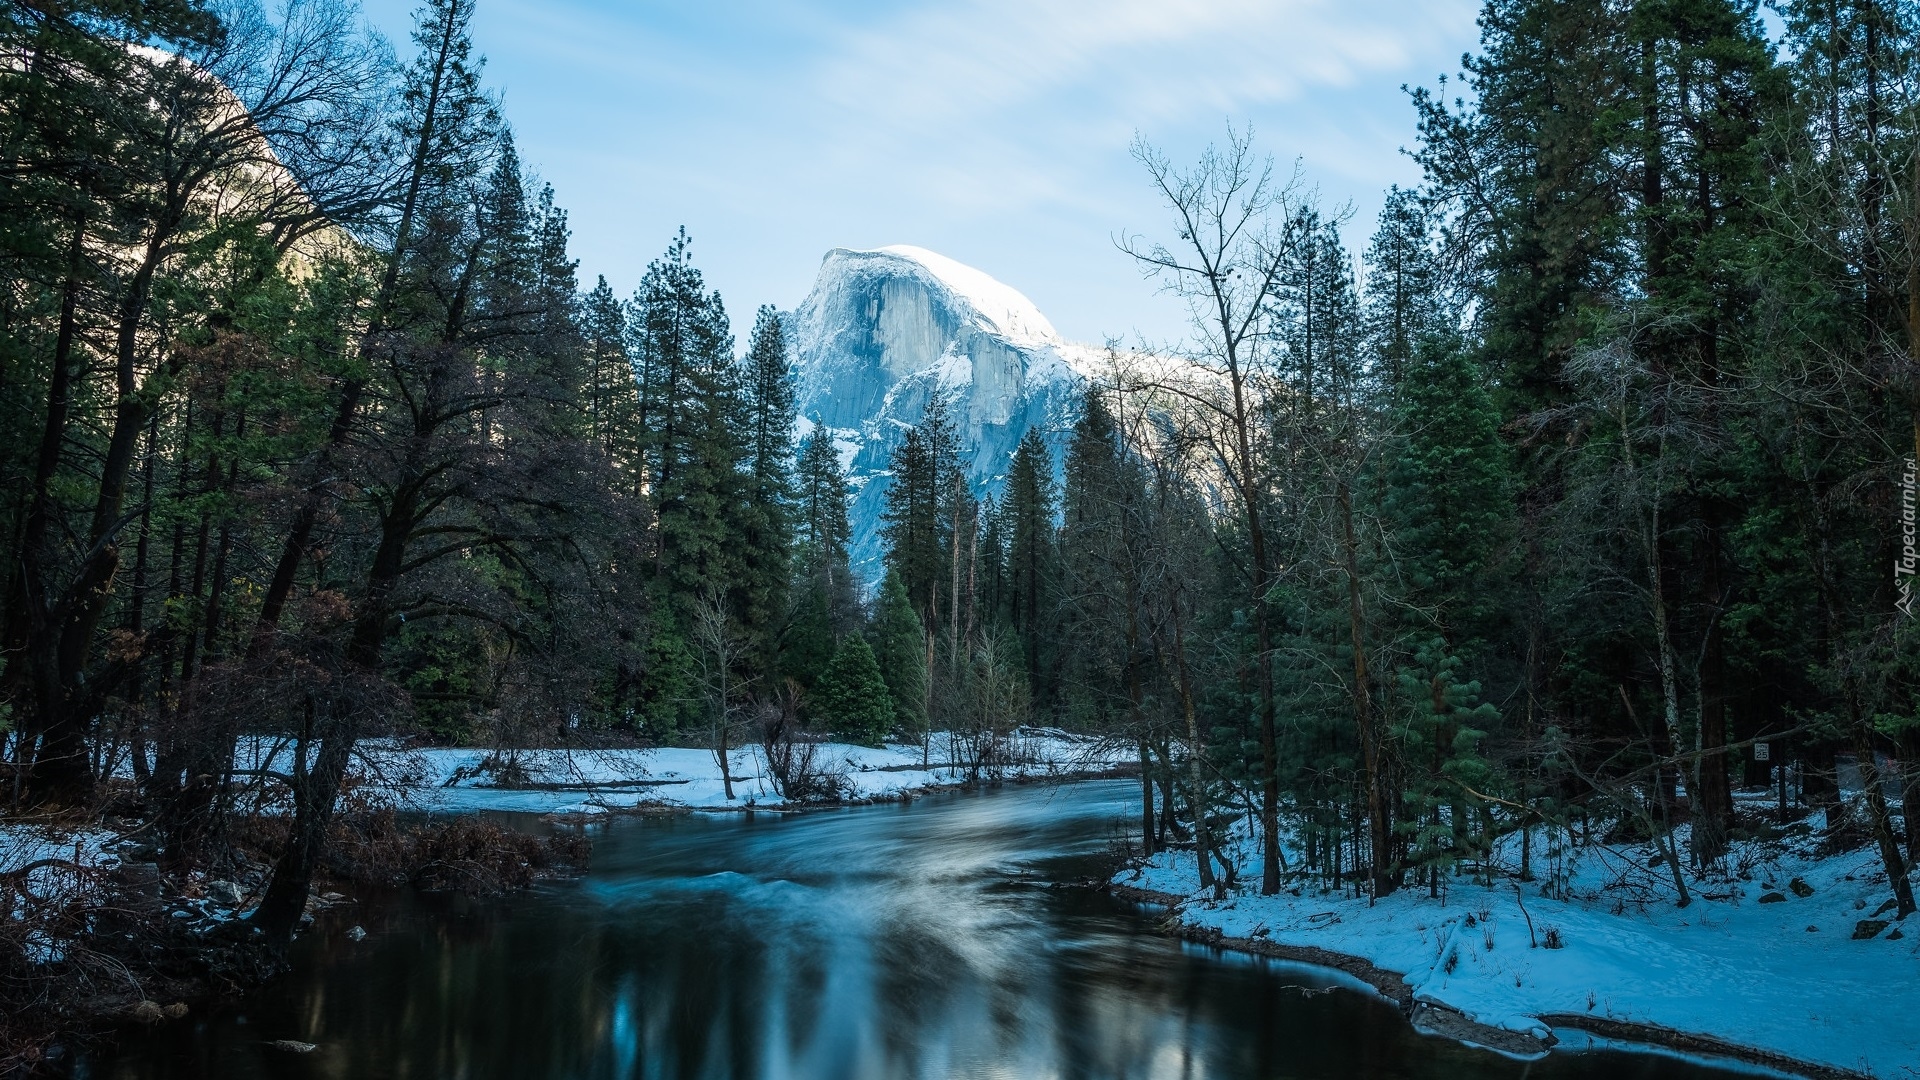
74, 779, 1756, 1079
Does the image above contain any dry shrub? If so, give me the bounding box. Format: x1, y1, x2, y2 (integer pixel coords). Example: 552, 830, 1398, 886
0, 852, 211, 1074
758, 690, 851, 804
323, 810, 588, 894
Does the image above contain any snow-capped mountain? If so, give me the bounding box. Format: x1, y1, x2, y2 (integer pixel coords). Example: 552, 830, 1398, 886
790, 245, 1108, 583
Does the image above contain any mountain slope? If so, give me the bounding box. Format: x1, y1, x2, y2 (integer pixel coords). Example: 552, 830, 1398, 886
790, 245, 1108, 582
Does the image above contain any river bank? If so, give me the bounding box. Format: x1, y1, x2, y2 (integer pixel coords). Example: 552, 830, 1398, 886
353, 727, 1130, 814
1113, 813, 1919, 1079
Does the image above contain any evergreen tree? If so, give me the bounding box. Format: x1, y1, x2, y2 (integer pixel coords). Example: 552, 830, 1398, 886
870, 569, 929, 733
1272, 207, 1363, 404
883, 426, 943, 621
739, 305, 796, 665
1381, 337, 1513, 649
1413, 0, 1630, 412
782, 429, 854, 693
1058, 389, 1140, 729
1361, 187, 1447, 392
1004, 427, 1059, 707
814, 635, 894, 745
626, 231, 748, 726
796, 431, 853, 579
1379, 337, 1515, 889
581, 275, 642, 479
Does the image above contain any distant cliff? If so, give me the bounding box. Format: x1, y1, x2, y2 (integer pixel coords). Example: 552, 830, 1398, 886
789, 245, 1107, 582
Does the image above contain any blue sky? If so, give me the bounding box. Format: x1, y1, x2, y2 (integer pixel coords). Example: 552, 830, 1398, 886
356, 0, 1483, 347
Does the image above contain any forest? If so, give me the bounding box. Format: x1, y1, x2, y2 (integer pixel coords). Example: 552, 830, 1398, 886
2, 0, 1919, 1059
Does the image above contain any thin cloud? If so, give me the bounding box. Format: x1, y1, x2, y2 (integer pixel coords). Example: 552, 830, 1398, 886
357, 0, 1481, 342
812, 0, 1463, 128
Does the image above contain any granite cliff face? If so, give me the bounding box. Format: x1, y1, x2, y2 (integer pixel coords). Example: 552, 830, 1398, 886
789, 246, 1105, 581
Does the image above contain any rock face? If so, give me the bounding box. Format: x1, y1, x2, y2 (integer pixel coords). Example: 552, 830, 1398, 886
789, 246, 1107, 582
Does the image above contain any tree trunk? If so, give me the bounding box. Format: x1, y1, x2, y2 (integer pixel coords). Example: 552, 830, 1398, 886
1899, 730, 1920, 868
6, 208, 89, 805
1168, 589, 1217, 895
250, 710, 355, 943
1854, 731, 1916, 918
1338, 484, 1395, 898
254, 429, 426, 944
1138, 740, 1155, 858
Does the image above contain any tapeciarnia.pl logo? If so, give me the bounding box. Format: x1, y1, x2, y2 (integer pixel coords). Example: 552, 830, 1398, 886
1901, 457, 1917, 617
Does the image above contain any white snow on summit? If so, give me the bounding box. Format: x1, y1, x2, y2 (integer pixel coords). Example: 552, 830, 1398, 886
873, 245, 1063, 348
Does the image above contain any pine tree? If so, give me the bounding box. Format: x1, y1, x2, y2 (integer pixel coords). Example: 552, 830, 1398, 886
1413, 0, 1630, 412
793, 429, 859, 630
1381, 337, 1513, 648
814, 635, 894, 746
738, 305, 796, 665
581, 275, 642, 479
1004, 427, 1059, 707
1273, 207, 1364, 405
796, 432, 851, 570
870, 569, 929, 733
883, 427, 943, 621
782, 427, 854, 693
1058, 389, 1138, 729
1380, 337, 1514, 891
626, 230, 749, 726
1362, 187, 1447, 392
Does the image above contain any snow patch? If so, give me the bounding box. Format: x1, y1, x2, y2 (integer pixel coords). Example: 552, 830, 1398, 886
1124, 817, 1920, 1078
871, 245, 1061, 348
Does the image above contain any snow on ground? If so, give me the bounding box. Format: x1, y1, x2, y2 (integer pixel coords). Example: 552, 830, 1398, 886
0, 822, 119, 885
1122, 814, 1920, 1078
0, 823, 123, 962
346, 728, 1126, 816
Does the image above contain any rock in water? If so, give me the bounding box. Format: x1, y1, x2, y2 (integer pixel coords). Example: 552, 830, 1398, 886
1852, 919, 1889, 940
345, 925, 366, 942
206, 880, 244, 906
268, 1040, 317, 1053
1788, 877, 1815, 898
790, 246, 1109, 581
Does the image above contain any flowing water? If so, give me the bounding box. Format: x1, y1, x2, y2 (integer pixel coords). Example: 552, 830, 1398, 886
75, 780, 1758, 1079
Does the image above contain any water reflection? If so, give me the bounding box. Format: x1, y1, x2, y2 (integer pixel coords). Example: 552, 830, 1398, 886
78, 781, 1757, 1080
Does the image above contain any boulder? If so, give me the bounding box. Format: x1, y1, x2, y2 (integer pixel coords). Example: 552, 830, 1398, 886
1788, 877, 1815, 898
1758, 892, 1787, 904
1852, 919, 1889, 940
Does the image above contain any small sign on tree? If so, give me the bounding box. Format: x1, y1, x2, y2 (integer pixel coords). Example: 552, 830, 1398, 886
1754, 743, 1771, 762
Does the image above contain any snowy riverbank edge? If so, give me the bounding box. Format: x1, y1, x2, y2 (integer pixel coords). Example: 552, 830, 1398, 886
1111, 824, 1920, 1080
350, 728, 1134, 816
1110, 882, 1873, 1080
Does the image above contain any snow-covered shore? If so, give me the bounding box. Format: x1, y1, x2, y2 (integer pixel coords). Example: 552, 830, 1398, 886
335, 727, 1130, 816
1116, 815, 1919, 1079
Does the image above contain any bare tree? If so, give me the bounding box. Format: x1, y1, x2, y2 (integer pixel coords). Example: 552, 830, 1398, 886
693, 589, 748, 801
1117, 128, 1301, 894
